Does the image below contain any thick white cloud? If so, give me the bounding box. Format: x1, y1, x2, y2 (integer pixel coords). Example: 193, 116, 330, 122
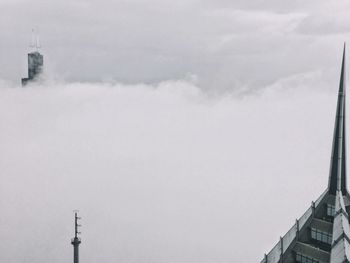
0, 80, 341, 262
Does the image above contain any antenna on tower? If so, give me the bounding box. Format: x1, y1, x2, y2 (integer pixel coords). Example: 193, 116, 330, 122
36, 34, 41, 50
29, 28, 41, 51
71, 210, 82, 263
73, 210, 82, 238
30, 29, 35, 49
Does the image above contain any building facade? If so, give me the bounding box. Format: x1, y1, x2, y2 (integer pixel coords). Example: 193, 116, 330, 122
261, 46, 350, 263
21, 51, 43, 86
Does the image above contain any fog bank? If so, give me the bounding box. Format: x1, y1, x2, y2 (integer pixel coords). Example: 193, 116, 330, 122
0, 80, 340, 262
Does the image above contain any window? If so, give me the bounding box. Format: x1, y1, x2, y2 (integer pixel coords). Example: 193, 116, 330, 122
296, 252, 319, 263
311, 228, 332, 244
327, 204, 336, 216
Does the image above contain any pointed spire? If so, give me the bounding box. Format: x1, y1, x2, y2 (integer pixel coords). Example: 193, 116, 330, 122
328, 43, 347, 195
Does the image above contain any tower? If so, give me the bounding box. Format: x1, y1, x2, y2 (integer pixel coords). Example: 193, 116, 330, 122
260, 45, 350, 263
21, 30, 44, 86
71, 212, 81, 263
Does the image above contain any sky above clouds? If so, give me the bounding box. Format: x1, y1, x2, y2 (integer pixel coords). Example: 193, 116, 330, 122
1, 1, 350, 263
1, 0, 350, 92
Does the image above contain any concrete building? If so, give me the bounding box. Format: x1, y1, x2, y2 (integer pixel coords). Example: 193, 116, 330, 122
261, 46, 350, 263
21, 51, 43, 86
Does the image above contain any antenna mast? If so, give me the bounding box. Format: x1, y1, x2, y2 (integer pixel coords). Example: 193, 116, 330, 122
36, 34, 41, 51
29, 28, 41, 51
30, 29, 35, 49
71, 211, 82, 263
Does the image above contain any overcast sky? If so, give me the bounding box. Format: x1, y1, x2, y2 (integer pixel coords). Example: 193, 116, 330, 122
1, 0, 350, 91
0, 1, 350, 263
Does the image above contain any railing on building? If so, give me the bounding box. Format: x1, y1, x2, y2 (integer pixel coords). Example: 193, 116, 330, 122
260, 190, 327, 263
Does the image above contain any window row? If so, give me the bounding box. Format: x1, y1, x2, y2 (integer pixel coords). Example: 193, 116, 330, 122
311, 227, 332, 245
296, 252, 319, 263
327, 204, 336, 217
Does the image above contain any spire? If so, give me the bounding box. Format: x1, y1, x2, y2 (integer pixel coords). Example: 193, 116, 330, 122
260, 46, 350, 263
328, 44, 347, 195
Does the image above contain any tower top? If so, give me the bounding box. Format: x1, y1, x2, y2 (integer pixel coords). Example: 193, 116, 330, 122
30, 28, 41, 52
73, 211, 81, 240
328, 43, 347, 195
260, 45, 350, 263
71, 211, 81, 263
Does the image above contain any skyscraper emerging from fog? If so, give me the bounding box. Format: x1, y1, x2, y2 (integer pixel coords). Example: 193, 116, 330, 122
21, 51, 43, 86
261, 45, 350, 263
261, 46, 350, 263
21, 30, 43, 86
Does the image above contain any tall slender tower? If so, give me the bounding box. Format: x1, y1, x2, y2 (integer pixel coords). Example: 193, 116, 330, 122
261, 45, 350, 263
71, 212, 81, 263
21, 30, 44, 86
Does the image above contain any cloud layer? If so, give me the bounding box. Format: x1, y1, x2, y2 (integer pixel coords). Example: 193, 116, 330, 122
0, 80, 342, 262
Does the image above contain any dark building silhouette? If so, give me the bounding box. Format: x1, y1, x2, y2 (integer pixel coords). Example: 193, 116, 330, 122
261, 45, 350, 263
71, 212, 81, 263
21, 51, 43, 86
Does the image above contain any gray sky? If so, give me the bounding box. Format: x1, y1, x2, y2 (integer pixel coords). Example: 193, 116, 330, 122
0, 1, 349, 263
1, 0, 350, 91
